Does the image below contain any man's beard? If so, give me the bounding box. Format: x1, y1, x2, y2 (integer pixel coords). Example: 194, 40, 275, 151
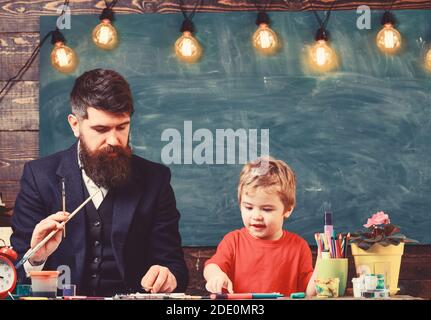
79, 138, 132, 189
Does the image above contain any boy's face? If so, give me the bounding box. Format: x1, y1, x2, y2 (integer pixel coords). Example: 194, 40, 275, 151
240, 187, 292, 241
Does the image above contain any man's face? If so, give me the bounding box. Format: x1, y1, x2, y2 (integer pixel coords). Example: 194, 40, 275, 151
69, 107, 131, 152
68, 107, 132, 189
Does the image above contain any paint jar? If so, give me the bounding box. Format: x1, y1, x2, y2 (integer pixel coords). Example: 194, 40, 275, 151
315, 278, 340, 298
62, 284, 76, 297
376, 274, 386, 290
16, 284, 32, 297
364, 274, 378, 291
29, 271, 59, 298
351, 277, 363, 298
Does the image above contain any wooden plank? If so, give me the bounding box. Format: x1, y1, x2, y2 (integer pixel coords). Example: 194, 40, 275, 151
399, 257, 431, 279
0, 131, 38, 182
0, 17, 39, 33
0, 81, 39, 129
183, 247, 214, 294
399, 280, 431, 299
0, 0, 144, 18
0, 180, 20, 214
0, 0, 430, 23
0, 33, 39, 81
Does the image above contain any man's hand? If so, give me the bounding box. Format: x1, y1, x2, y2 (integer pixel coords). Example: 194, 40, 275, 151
29, 211, 69, 264
141, 265, 177, 293
205, 272, 234, 293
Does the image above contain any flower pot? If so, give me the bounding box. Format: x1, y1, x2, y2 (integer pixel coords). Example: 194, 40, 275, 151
351, 243, 404, 295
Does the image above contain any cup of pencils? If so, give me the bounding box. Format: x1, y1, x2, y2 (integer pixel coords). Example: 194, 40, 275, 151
314, 232, 350, 296
315, 258, 348, 296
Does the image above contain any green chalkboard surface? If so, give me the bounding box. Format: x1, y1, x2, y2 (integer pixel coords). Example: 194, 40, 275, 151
40, 11, 431, 245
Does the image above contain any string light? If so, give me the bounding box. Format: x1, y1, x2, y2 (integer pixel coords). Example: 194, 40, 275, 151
308, 28, 337, 72
0, 0, 76, 102
50, 29, 78, 73
92, 1, 119, 50
425, 48, 431, 71
252, 12, 280, 55
175, 1, 203, 63
376, 11, 402, 55
307, 0, 338, 73
175, 28, 202, 63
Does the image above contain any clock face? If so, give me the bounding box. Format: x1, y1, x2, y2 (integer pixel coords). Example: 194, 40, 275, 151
0, 257, 16, 295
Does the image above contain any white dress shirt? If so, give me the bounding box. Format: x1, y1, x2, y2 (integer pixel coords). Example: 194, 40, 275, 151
24, 142, 108, 275
77, 141, 108, 210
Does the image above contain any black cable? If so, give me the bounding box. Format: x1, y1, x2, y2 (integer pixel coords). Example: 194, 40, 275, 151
59, 0, 70, 18
179, 0, 202, 22
178, 0, 203, 33
105, 0, 120, 10
381, 0, 399, 26
386, 0, 397, 12
101, 0, 120, 21
0, 31, 53, 104
308, 0, 338, 30
253, 0, 273, 13
0, 0, 71, 105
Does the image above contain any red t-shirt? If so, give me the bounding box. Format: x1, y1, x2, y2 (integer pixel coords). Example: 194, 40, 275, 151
205, 228, 313, 295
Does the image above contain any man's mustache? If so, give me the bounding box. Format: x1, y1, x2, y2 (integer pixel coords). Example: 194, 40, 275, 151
97, 145, 131, 156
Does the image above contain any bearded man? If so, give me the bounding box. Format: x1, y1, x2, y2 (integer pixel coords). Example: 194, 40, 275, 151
11, 69, 188, 296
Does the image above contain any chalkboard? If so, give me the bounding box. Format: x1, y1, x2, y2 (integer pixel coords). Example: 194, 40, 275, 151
40, 11, 431, 245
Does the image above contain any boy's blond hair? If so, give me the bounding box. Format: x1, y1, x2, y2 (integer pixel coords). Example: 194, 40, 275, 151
237, 156, 296, 212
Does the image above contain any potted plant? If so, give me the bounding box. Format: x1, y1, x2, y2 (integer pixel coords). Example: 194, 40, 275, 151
350, 211, 418, 295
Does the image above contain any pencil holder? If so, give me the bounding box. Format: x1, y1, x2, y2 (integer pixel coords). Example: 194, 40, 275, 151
315, 258, 348, 296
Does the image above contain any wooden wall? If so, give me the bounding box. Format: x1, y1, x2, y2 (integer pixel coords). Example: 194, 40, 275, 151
0, 0, 430, 298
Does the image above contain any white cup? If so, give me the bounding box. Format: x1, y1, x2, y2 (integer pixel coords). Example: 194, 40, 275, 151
351, 278, 363, 298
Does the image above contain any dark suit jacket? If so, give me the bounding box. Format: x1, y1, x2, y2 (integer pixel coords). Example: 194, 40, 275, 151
11, 143, 188, 293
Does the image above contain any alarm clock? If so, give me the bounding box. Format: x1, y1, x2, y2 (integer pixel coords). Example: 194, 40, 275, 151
0, 241, 18, 299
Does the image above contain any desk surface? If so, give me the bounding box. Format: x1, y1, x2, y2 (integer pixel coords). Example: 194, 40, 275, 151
281, 295, 423, 300
12, 294, 424, 301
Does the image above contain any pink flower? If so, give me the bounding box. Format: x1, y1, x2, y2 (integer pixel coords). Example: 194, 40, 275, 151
363, 211, 391, 228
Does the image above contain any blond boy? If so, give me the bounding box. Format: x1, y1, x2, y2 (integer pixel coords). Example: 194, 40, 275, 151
204, 157, 316, 296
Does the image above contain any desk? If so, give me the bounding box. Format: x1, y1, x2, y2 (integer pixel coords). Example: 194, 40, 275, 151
280, 295, 423, 300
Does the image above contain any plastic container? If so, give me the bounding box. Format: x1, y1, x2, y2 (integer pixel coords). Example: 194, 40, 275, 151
29, 271, 59, 298
351, 278, 363, 298
364, 274, 378, 291
62, 284, 76, 297
315, 278, 340, 298
16, 284, 32, 297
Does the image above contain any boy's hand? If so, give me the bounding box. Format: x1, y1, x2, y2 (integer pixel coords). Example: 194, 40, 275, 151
205, 273, 234, 293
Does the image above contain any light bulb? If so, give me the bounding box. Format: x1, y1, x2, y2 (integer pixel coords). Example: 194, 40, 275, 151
51, 41, 78, 73
425, 48, 431, 72
309, 40, 337, 72
174, 31, 202, 63
252, 23, 280, 55
376, 23, 402, 54
92, 19, 118, 50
